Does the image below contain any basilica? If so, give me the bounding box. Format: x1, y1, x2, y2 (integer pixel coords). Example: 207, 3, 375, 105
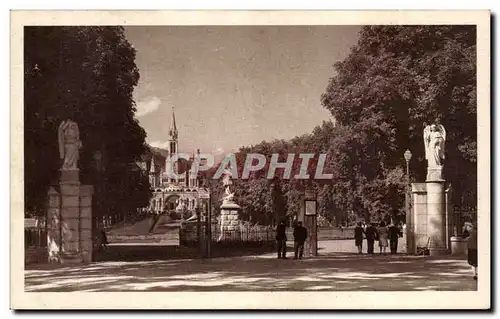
142, 108, 208, 216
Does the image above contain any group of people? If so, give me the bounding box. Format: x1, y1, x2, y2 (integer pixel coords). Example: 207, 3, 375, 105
275, 220, 404, 258
275, 220, 308, 259
274, 219, 478, 282
354, 221, 403, 254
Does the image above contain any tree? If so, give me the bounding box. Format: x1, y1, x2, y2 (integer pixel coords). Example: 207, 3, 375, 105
24, 26, 151, 219
321, 26, 477, 221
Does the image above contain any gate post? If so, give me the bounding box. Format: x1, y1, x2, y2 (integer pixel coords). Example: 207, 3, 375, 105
303, 187, 318, 257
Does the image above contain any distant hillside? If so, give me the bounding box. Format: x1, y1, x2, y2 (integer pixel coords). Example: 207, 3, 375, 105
150, 146, 169, 159
145, 145, 191, 173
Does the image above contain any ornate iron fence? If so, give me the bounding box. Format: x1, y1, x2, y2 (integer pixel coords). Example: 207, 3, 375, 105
452, 206, 477, 236
179, 223, 275, 247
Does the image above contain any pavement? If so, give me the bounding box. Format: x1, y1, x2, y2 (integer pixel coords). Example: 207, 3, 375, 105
25, 240, 477, 292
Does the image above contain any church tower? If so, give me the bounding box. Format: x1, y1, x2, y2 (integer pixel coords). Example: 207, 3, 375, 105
166, 107, 179, 184
149, 155, 156, 188
168, 106, 178, 155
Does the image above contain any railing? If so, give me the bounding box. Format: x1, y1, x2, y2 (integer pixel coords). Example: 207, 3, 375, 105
180, 223, 275, 247
180, 224, 356, 246
214, 227, 274, 243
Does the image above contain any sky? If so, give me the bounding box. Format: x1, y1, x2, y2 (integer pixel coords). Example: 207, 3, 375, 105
124, 26, 361, 155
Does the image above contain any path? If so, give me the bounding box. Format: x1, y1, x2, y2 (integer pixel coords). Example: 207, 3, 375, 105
25, 251, 475, 292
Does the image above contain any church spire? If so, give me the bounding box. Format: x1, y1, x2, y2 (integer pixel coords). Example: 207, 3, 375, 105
168, 107, 178, 141
150, 155, 156, 173
149, 155, 157, 187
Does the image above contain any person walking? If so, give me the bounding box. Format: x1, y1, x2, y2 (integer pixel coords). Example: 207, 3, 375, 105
276, 220, 288, 259
388, 223, 402, 254
293, 221, 308, 259
377, 221, 389, 254
464, 222, 478, 280
354, 222, 365, 254
100, 228, 108, 249
365, 223, 378, 255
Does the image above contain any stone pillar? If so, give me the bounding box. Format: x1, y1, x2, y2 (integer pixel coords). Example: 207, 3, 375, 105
218, 202, 240, 242
46, 169, 93, 264
59, 169, 82, 263
79, 185, 94, 263
426, 168, 448, 256
303, 189, 317, 257
411, 183, 428, 253
304, 215, 317, 257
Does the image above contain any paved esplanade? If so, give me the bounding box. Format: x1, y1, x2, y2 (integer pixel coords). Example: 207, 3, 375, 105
25, 241, 476, 292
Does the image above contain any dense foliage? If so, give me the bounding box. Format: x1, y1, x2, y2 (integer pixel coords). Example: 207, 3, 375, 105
204, 26, 476, 225
24, 26, 151, 219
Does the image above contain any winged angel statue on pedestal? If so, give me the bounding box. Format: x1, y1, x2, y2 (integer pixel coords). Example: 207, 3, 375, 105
58, 119, 82, 171
423, 123, 446, 169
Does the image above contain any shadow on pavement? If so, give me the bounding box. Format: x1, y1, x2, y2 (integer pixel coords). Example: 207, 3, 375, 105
92, 243, 277, 262
25, 253, 477, 292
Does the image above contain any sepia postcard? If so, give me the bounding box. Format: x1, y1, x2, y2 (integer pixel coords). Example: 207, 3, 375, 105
11, 10, 491, 310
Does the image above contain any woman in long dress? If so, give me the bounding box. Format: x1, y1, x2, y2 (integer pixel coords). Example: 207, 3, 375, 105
463, 222, 478, 280
377, 221, 389, 254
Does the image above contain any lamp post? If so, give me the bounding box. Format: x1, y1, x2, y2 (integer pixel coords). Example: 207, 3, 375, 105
404, 150, 412, 181
404, 149, 413, 254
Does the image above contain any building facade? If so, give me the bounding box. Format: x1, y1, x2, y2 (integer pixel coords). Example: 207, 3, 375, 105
143, 108, 207, 216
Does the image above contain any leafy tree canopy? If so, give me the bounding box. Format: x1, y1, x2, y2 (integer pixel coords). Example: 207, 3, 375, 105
24, 26, 151, 218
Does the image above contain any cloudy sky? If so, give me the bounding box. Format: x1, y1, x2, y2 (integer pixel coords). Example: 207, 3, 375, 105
124, 26, 361, 155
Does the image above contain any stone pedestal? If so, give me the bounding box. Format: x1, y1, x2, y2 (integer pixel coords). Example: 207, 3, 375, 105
450, 236, 468, 256
408, 181, 452, 256
304, 215, 318, 257
46, 169, 93, 264
79, 185, 93, 263
302, 192, 318, 257
426, 170, 448, 256
218, 201, 240, 241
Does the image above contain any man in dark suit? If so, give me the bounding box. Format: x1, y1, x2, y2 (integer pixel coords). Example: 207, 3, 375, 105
293, 221, 308, 259
365, 223, 378, 255
388, 223, 402, 254
276, 220, 287, 259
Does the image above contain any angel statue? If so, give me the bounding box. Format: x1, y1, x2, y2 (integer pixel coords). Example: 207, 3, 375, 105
222, 168, 235, 203
58, 119, 82, 171
423, 123, 446, 168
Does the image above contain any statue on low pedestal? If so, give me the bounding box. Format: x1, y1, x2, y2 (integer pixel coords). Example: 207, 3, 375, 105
222, 169, 235, 204
58, 119, 82, 171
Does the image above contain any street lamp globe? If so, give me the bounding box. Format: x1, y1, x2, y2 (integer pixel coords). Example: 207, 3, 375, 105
404, 149, 412, 163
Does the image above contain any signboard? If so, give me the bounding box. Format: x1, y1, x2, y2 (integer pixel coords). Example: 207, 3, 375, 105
199, 192, 210, 199
305, 200, 317, 216
305, 189, 316, 200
